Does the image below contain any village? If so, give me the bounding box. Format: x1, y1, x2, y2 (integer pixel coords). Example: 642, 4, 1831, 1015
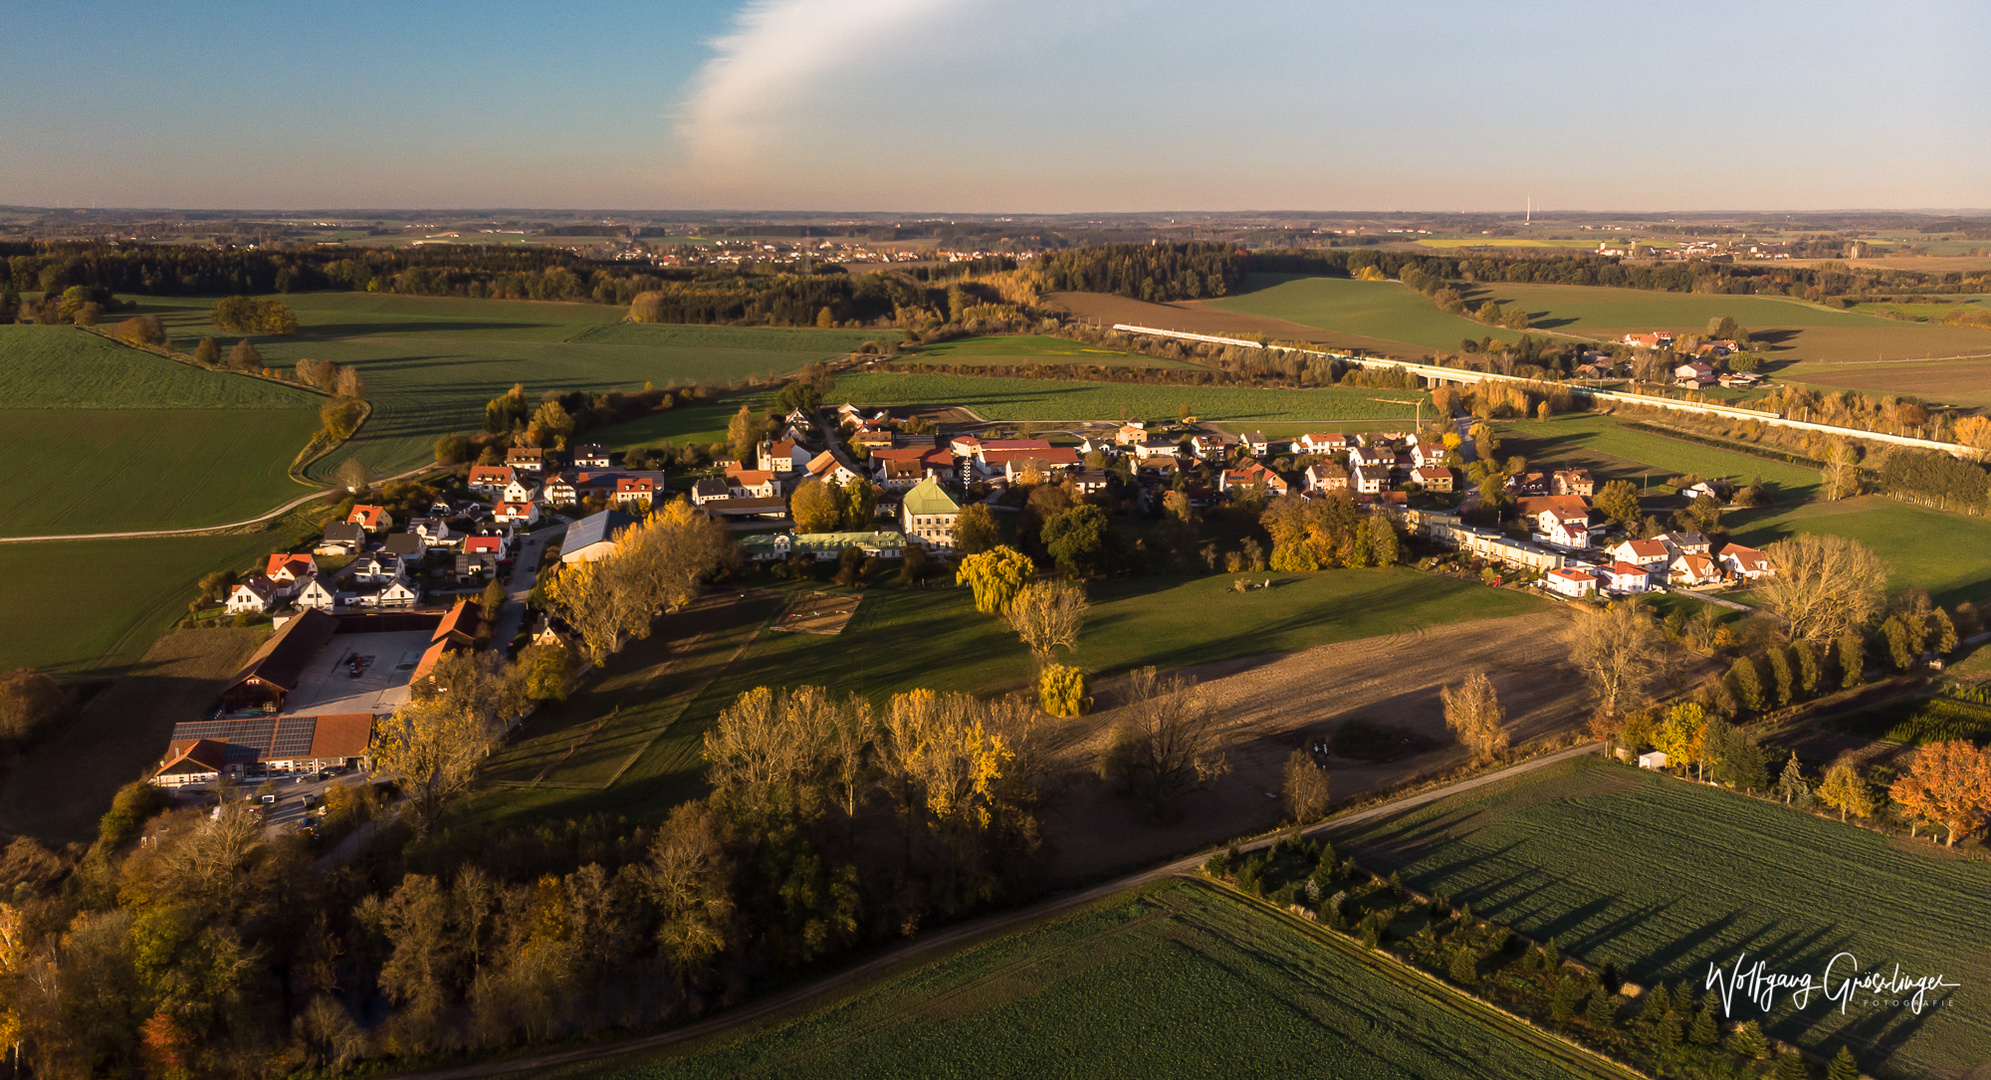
160, 383, 1783, 803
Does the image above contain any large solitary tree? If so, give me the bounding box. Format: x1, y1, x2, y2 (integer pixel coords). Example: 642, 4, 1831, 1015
1440, 671, 1508, 763
1100, 667, 1229, 822
1757, 534, 1887, 641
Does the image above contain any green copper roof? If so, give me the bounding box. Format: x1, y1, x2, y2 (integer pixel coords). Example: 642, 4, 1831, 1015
901, 476, 960, 517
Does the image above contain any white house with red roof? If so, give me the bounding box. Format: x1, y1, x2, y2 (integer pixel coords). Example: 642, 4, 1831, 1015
725, 466, 781, 498
1305, 463, 1349, 492
263, 553, 318, 590
1608, 538, 1671, 571
467, 465, 515, 495
1668, 553, 1722, 587
1220, 462, 1290, 496
1719, 544, 1777, 580
1600, 561, 1655, 593
1543, 567, 1600, 599
225, 575, 280, 614
613, 477, 657, 508
1296, 432, 1350, 454
1410, 466, 1453, 492
759, 439, 810, 475
493, 501, 540, 525
1517, 495, 1597, 550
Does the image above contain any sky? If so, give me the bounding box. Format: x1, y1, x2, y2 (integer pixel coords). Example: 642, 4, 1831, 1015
1, 0, 1986, 213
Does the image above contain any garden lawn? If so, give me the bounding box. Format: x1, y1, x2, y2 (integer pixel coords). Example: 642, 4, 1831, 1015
833, 372, 1428, 424
560, 880, 1625, 1080
1207, 275, 1519, 353
124, 293, 896, 480
0, 528, 299, 676
894, 334, 1198, 368
1504, 414, 1822, 501
1329, 755, 1991, 1080
1726, 496, 1991, 607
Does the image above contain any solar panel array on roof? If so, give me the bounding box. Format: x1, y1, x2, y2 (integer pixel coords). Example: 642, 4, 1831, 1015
169, 718, 279, 756
270, 716, 319, 758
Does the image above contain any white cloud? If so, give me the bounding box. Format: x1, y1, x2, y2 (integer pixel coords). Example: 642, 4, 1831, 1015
679, 0, 968, 166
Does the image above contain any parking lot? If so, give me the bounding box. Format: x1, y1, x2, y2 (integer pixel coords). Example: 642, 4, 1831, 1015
169, 767, 373, 836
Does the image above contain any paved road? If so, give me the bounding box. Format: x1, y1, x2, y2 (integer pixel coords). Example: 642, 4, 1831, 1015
396, 741, 1603, 1080
490, 523, 565, 649
0, 462, 445, 545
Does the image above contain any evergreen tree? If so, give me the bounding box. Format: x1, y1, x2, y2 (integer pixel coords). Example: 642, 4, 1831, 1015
1793, 639, 1822, 694
1775, 1050, 1814, 1080
1726, 1020, 1770, 1060
1826, 1046, 1860, 1080
1729, 656, 1766, 712
1689, 1002, 1719, 1045
1448, 947, 1478, 985
1586, 989, 1615, 1029
1643, 981, 1674, 1022
1551, 976, 1580, 1024
1766, 646, 1795, 706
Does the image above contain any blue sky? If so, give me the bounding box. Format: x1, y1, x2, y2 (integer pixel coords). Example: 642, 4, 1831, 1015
2, 0, 1986, 212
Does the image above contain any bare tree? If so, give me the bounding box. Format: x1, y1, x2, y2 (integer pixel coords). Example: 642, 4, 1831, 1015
1440, 670, 1509, 763
1100, 667, 1229, 823
1003, 579, 1089, 665
1757, 534, 1888, 642
1822, 441, 1861, 500
1282, 750, 1332, 822
1570, 603, 1669, 717
335, 457, 372, 494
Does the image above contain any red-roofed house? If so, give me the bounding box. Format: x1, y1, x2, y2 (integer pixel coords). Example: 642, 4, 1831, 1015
612, 477, 656, 508
468, 465, 515, 494
1668, 553, 1722, 587
264, 553, 318, 589
151, 739, 233, 787
1600, 562, 1654, 593
725, 467, 780, 499
1517, 495, 1597, 549
1544, 567, 1599, 599
225, 576, 280, 614
1220, 462, 1290, 496
464, 534, 508, 559
494, 501, 540, 525
1719, 545, 1777, 581
1551, 469, 1595, 497
348, 504, 392, 533
1608, 538, 1671, 571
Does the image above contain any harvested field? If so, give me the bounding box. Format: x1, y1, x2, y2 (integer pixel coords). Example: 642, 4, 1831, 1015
1208, 275, 1523, 354
565, 880, 1628, 1080
0, 627, 267, 842
1042, 290, 1439, 358
893, 334, 1196, 369
1777, 356, 1991, 409
773, 592, 862, 635
834, 372, 1427, 424
1034, 609, 1592, 882
1331, 755, 1991, 1079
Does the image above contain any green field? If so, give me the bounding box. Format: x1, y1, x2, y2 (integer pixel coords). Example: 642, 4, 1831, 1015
0, 527, 301, 676
1413, 237, 1605, 250
1504, 414, 1823, 500
1473, 283, 1891, 333
835, 371, 1429, 423
0, 325, 320, 408
1331, 756, 1989, 1079
471, 571, 1543, 830
566, 881, 1625, 1080
896, 334, 1197, 368
0, 326, 324, 535
1207, 275, 1520, 353
126, 293, 898, 480
1823, 694, 1991, 746
1728, 496, 1991, 607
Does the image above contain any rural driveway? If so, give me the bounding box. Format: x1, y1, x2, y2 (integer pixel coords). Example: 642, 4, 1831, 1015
393, 741, 1603, 1080
490, 523, 565, 648
0, 461, 445, 545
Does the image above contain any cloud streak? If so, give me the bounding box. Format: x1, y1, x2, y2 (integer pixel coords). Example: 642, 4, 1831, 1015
678, 0, 967, 165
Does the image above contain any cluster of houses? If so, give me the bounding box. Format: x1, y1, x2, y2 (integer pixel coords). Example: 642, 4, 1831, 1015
1498, 479, 1779, 597
224, 494, 524, 617
1617, 332, 1762, 389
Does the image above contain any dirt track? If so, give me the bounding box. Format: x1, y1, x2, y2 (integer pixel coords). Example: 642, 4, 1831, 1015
1034, 609, 1591, 882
